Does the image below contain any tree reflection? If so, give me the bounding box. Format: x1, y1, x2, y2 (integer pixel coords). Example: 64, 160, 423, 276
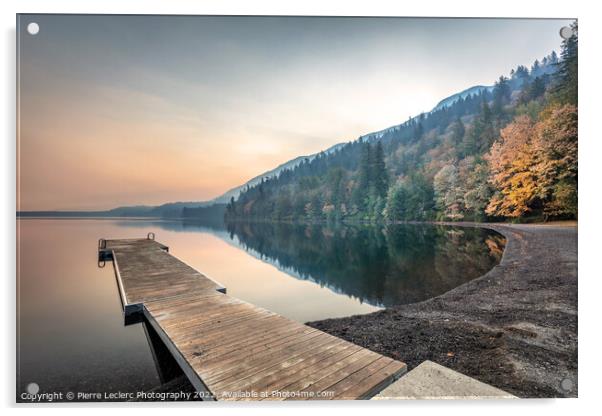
225, 222, 504, 307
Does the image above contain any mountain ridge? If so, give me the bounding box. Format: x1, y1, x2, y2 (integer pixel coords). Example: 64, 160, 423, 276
14, 83, 515, 217
20, 47, 564, 219
209, 84, 493, 205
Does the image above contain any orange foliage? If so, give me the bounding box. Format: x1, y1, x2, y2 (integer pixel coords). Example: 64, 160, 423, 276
485, 104, 578, 219
485, 115, 538, 218
533, 104, 578, 217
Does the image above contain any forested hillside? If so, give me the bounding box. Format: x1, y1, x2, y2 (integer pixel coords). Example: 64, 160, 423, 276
226, 23, 577, 224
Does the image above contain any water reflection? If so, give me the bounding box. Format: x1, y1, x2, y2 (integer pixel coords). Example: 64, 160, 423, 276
224, 222, 505, 307
17, 219, 169, 400
122, 219, 505, 307
113, 219, 381, 322
17, 218, 504, 399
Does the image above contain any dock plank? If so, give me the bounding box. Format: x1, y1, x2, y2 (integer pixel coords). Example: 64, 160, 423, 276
101, 237, 406, 400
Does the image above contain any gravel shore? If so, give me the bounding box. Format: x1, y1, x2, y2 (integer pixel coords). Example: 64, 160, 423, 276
308, 223, 578, 398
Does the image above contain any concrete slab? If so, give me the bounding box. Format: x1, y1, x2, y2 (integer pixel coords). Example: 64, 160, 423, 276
372, 360, 517, 400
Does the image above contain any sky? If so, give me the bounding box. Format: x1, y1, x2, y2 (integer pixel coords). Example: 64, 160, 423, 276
17, 15, 574, 210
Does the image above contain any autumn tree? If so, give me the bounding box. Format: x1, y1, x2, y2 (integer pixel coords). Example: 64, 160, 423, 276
225, 33, 577, 224
485, 115, 539, 218
459, 157, 492, 221
533, 104, 578, 218
434, 165, 464, 221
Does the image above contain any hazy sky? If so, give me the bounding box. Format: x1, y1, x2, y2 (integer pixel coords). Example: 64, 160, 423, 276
18, 15, 573, 210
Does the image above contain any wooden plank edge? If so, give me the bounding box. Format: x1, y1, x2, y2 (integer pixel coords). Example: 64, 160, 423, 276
143, 306, 217, 401
358, 362, 408, 400
104, 237, 169, 251
104, 248, 144, 325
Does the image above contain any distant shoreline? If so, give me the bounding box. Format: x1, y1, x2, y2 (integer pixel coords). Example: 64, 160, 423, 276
16, 214, 578, 228
16, 215, 164, 220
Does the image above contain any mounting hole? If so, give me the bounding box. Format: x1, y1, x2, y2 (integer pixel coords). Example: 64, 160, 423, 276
560, 377, 574, 392
559, 26, 574, 40
27, 22, 40, 35
26, 382, 39, 395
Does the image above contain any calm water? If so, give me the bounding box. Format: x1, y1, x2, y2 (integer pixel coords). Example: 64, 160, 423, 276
17, 218, 504, 399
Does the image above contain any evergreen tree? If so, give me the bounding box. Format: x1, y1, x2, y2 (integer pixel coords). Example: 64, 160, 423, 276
226, 196, 236, 217
226, 30, 577, 224
451, 117, 465, 145
462, 126, 479, 157
492, 76, 511, 118
555, 22, 578, 105
385, 181, 408, 222
326, 167, 345, 207
513, 65, 530, 86
352, 142, 372, 210
531, 59, 541, 76
518, 76, 547, 105
462, 101, 493, 156
530, 77, 546, 100
478, 101, 495, 152
292, 193, 307, 218
372, 196, 385, 222
275, 191, 292, 220
308, 193, 323, 221
413, 115, 425, 141
371, 142, 389, 199
406, 173, 435, 220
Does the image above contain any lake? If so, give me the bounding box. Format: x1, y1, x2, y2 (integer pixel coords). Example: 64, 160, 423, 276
16, 218, 504, 399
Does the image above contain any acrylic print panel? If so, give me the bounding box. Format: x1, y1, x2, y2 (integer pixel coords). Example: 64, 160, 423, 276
16, 14, 578, 402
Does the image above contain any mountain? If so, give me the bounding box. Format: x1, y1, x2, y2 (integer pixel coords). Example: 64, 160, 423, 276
17, 201, 213, 218
209, 143, 347, 204
431, 85, 494, 112
212, 85, 494, 205
225, 46, 577, 223
20, 42, 573, 223
209, 157, 310, 204
146, 201, 211, 217
102, 201, 212, 217
210, 85, 493, 205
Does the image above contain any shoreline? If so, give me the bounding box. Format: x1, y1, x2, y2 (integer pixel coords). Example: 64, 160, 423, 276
308, 222, 578, 398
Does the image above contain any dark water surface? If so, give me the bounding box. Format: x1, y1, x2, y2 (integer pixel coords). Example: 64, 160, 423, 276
17, 218, 504, 399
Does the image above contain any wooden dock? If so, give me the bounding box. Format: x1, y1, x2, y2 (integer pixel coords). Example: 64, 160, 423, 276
99, 235, 406, 401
